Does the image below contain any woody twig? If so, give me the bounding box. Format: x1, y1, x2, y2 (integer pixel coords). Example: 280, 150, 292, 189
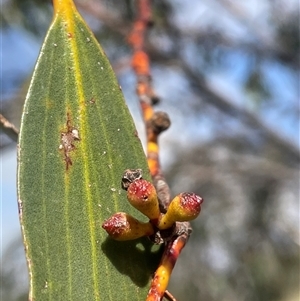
127, 1, 195, 301
127, 0, 171, 212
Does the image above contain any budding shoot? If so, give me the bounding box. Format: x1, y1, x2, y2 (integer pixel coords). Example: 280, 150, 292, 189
102, 212, 154, 241
158, 193, 203, 230
127, 179, 161, 221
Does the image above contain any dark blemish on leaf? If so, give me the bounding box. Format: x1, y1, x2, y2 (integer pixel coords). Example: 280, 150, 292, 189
134, 130, 139, 138
67, 32, 73, 38
59, 113, 80, 170
46, 99, 54, 109
121, 169, 143, 190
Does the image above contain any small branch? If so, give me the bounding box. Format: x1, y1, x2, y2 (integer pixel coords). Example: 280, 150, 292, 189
128, 2, 193, 301
0, 113, 19, 143
127, 0, 172, 210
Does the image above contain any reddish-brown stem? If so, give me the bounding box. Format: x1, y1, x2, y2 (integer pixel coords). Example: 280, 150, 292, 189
128, 1, 161, 176
146, 222, 191, 301
128, 0, 172, 212
128, 2, 193, 301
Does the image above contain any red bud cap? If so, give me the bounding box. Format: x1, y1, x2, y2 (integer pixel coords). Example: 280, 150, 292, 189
178, 192, 203, 217
127, 179, 160, 220
158, 193, 203, 230
102, 212, 154, 241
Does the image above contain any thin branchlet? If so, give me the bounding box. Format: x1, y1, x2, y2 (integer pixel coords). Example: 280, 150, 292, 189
127, 1, 196, 301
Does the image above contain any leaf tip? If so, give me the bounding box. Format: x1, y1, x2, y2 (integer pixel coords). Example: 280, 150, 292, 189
53, 0, 77, 16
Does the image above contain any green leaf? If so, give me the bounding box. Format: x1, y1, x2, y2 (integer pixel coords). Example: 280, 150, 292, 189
17, 0, 161, 300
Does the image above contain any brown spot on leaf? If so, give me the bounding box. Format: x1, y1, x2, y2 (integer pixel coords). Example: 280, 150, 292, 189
59, 112, 80, 170
46, 99, 54, 109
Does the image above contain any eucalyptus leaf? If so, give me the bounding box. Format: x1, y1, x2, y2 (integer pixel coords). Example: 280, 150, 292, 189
17, 1, 161, 300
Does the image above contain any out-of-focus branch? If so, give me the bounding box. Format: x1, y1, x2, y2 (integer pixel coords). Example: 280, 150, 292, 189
127, 0, 172, 209
169, 141, 298, 185
144, 43, 300, 164
215, 0, 299, 67
0, 113, 19, 143
177, 61, 300, 164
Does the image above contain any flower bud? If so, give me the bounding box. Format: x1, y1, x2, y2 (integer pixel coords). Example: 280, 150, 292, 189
158, 193, 203, 230
102, 212, 154, 241
150, 111, 171, 134
127, 179, 161, 221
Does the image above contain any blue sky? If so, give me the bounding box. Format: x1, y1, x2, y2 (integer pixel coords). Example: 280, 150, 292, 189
1, 149, 19, 251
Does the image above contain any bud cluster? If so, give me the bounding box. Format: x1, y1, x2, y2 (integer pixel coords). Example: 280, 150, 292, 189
102, 169, 203, 242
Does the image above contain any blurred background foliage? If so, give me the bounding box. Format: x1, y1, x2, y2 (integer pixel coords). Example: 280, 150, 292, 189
1, 0, 299, 301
